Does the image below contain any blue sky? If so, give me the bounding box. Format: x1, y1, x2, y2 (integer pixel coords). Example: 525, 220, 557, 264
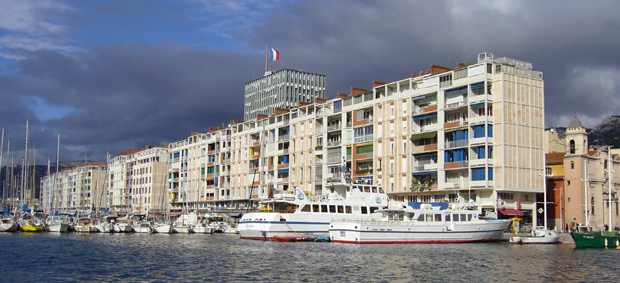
1, 0, 620, 164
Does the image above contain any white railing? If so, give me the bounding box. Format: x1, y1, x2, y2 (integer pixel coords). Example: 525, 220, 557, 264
354, 135, 373, 143
327, 124, 341, 131
327, 140, 341, 147
446, 140, 468, 149
445, 100, 468, 110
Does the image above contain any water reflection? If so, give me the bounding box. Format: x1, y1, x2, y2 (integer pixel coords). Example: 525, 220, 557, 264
1, 233, 620, 282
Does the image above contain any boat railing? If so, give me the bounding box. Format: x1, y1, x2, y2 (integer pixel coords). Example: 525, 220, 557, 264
334, 218, 414, 226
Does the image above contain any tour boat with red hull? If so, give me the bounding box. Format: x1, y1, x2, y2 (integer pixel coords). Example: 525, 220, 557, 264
238, 179, 389, 241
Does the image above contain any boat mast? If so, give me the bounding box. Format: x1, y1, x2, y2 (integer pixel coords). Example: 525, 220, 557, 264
20, 120, 29, 212
31, 144, 36, 210
584, 159, 590, 227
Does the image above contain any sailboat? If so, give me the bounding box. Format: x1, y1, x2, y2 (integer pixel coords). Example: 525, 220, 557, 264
46, 133, 70, 233
0, 128, 18, 232
509, 172, 560, 244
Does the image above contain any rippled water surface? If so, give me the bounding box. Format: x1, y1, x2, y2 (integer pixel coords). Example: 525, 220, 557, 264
1, 233, 619, 282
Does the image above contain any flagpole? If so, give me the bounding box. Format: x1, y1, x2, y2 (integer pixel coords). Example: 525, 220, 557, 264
265, 45, 268, 75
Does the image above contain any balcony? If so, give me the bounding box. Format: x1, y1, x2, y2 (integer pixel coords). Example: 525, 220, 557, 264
327, 157, 340, 163
444, 160, 469, 169
354, 152, 373, 160
444, 120, 468, 129
354, 135, 373, 143
446, 140, 468, 149
445, 100, 468, 110
279, 134, 290, 142
411, 144, 437, 154
327, 140, 341, 147
469, 93, 492, 104
327, 124, 341, 132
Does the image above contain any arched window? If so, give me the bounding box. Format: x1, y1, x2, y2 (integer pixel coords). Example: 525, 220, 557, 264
569, 140, 576, 154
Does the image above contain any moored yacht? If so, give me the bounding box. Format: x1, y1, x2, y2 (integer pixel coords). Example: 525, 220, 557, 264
0, 217, 19, 232
329, 202, 511, 244
238, 179, 389, 240
46, 216, 70, 233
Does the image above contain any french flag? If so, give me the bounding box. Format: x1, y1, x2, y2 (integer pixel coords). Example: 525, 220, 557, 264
269, 46, 280, 61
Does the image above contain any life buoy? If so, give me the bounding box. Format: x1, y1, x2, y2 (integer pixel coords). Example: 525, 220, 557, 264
92, 219, 98, 225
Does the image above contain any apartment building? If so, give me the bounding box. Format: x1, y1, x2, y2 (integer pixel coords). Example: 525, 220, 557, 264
108, 146, 168, 214
244, 69, 326, 120
40, 162, 107, 212
168, 131, 228, 212
218, 52, 546, 225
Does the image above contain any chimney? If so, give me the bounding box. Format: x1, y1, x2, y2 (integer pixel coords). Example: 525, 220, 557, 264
350, 87, 368, 96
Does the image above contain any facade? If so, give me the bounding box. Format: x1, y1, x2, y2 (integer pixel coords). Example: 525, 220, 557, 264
244, 69, 326, 120
108, 146, 169, 214
86, 51, 549, 224
551, 116, 620, 231
40, 162, 107, 212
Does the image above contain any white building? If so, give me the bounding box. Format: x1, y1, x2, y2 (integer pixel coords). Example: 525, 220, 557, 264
40, 162, 107, 213
108, 146, 169, 214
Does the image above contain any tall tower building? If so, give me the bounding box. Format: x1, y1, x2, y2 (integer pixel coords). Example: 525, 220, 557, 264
244, 69, 326, 120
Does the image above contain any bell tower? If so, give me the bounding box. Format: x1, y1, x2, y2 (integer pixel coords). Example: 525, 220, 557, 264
565, 115, 588, 157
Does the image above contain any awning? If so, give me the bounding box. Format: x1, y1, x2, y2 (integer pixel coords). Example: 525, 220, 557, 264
471, 103, 485, 107
413, 152, 437, 158
278, 169, 289, 174
410, 131, 437, 141
411, 171, 437, 176
445, 86, 467, 94
497, 209, 524, 216
357, 176, 373, 180
411, 95, 426, 101
413, 113, 437, 120
471, 82, 485, 89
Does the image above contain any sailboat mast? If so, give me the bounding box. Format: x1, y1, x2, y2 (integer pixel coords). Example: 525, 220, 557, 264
32, 144, 36, 208
20, 120, 29, 211
584, 159, 589, 226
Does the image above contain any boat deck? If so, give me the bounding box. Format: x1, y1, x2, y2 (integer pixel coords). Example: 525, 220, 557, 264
502, 232, 573, 243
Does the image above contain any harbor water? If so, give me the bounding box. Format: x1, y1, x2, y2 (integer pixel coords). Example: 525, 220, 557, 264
1, 233, 619, 282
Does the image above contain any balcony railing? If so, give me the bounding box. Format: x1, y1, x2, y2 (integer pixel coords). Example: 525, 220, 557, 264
446, 140, 469, 149
327, 124, 341, 131
354, 135, 373, 143
445, 100, 468, 110
327, 157, 340, 163
327, 140, 341, 147
279, 134, 290, 142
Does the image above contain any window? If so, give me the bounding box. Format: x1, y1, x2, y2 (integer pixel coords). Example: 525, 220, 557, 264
471, 168, 486, 181
571, 161, 574, 169
570, 140, 576, 154
498, 192, 513, 200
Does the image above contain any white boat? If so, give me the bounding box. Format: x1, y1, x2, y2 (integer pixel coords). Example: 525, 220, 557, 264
133, 221, 154, 233
93, 216, 118, 233
238, 180, 389, 240
329, 202, 512, 244
190, 215, 213, 234
74, 217, 98, 233
46, 216, 70, 233
113, 217, 134, 233
172, 213, 195, 234
153, 222, 173, 234
509, 226, 561, 244
0, 217, 19, 232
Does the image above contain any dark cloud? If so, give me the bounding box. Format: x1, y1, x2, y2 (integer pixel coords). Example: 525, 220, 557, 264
2, 0, 620, 164
0, 43, 258, 162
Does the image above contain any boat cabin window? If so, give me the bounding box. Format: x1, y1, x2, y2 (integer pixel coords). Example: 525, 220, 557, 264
329, 205, 336, 213
361, 206, 368, 214
426, 214, 433, 221
370, 207, 379, 214
460, 214, 467, 221
312, 205, 320, 212
435, 214, 442, 222
301, 204, 311, 212
378, 187, 385, 193
417, 214, 424, 221
345, 206, 352, 214
321, 205, 328, 213
372, 187, 377, 193
406, 212, 415, 219
364, 186, 371, 193
445, 214, 451, 221
468, 214, 473, 221
337, 205, 344, 213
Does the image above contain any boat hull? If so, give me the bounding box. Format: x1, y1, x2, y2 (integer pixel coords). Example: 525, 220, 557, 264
571, 232, 620, 248
238, 212, 381, 240
0, 223, 19, 232
329, 220, 511, 244
154, 224, 172, 234
21, 225, 46, 232
48, 223, 70, 233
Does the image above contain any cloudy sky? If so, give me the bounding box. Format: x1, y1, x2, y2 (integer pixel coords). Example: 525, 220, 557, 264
1, 0, 619, 164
